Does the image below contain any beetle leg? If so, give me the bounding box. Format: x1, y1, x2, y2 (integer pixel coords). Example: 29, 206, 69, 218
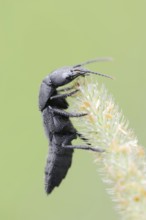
62, 134, 104, 152
57, 86, 75, 92
52, 108, 87, 118
50, 89, 79, 100
63, 145, 104, 152
77, 132, 91, 145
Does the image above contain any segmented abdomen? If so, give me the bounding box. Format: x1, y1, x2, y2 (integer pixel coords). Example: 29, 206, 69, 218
45, 143, 73, 194
42, 96, 76, 194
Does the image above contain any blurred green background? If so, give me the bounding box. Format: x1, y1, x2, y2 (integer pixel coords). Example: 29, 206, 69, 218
1, 0, 146, 219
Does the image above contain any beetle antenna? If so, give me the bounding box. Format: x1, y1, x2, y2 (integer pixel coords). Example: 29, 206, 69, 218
81, 69, 113, 79
74, 57, 113, 68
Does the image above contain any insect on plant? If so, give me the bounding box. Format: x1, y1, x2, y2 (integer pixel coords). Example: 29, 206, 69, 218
39, 58, 112, 194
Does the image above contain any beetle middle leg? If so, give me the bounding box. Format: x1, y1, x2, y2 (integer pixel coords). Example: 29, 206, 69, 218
77, 132, 91, 146
52, 108, 87, 118
62, 134, 104, 152
63, 144, 104, 152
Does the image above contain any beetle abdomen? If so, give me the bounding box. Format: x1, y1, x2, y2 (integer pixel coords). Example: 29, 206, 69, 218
45, 145, 73, 194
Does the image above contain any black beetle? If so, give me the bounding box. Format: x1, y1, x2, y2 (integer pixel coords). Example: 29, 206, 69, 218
39, 58, 112, 194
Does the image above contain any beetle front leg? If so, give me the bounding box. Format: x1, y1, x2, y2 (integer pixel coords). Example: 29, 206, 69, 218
50, 89, 79, 100
57, 86, 75, 92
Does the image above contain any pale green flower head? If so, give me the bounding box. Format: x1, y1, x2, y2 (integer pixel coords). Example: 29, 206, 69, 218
68, 76, 146, 220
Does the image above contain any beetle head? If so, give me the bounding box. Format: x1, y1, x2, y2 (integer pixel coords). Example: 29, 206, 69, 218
49, 66, 81, 87
49, 57, 113, 87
